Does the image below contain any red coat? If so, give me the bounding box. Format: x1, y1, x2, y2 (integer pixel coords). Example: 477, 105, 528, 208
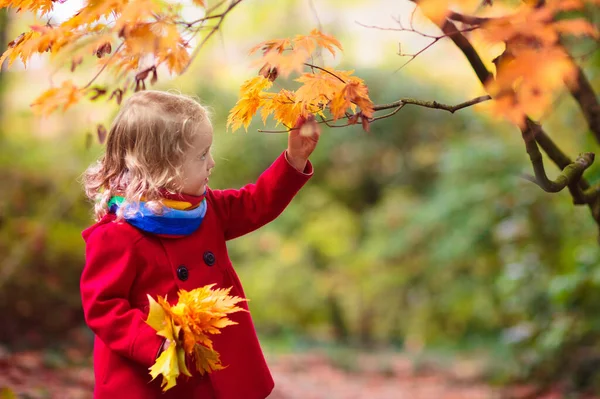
80, 152, 313, 399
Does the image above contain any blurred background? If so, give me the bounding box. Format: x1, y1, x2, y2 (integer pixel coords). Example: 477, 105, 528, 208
1, 0, 600, 398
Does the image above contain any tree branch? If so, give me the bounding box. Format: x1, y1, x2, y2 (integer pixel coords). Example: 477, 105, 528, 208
522, 122, 595, 193
83, 42, 124, 89
437, 19, 492, 85
304, 62, 346, 83
447, 12, 491, 26
373, 95, 490, 113
257, 95, 489, 133
414, 7, 600, 228
567, 61, 600, 146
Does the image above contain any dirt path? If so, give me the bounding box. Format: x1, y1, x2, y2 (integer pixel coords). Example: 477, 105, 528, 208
0, 349, 537, 399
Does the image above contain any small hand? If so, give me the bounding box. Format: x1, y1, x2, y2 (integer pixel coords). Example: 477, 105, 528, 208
287, 114, 320, 172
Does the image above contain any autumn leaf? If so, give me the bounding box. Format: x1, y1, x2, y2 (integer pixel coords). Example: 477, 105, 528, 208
148, 333, 181, 392
295, 69, 373, 121
554, 18, 599, 37
309, 28, 343, 56
146, 284, 246, 391
418, 0, 451, 25
227, 76, 273, 132
474, 1, 596, 125
250, 30, 343, 78
146, 294, 167, 332
194, 343, 225, 375
486, 47, 576, 125
31, 81, 83, 116
260, 89, 303, 128
0, 0, 55, 16
0, 31, 42, 68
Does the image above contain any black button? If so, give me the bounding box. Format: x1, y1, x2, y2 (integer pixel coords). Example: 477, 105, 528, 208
176, 265, 189, 281
203, 251, 216, 266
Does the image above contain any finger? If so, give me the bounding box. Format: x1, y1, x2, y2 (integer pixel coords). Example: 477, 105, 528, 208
292, 115, 307, 131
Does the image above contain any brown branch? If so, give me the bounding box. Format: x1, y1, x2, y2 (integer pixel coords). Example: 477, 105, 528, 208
83, 42, 125, 89
437, 19, 492, 85
414, 5, 600, 228
356, 20, 479, 72
522, 122, 595, 193
304, 63, 346, 83
583, 184, 600, 203
447, 12, 491, 26
373, 95, 490, 113
370, 104, 406, 122
567, 61, 600, 146
258, 95, 487, 133
175, 0, 229, 26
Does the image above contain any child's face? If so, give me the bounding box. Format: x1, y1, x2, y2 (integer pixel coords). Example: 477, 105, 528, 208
179, 120, 215, 196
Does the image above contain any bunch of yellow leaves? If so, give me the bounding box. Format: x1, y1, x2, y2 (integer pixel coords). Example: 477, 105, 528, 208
145, 284, 247, 392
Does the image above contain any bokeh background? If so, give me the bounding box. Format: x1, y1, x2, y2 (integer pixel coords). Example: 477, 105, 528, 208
1, 0, 600, 398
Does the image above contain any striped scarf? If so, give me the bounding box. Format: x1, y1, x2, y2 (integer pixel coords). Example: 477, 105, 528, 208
108, 191, 207, 236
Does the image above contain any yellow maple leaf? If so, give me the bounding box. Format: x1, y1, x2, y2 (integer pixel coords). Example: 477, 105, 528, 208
148, 331, 191, 392
261, 89, 304, 128
146, 294, 168, 332
146, 284, 246, 391
227, 76, 273, 132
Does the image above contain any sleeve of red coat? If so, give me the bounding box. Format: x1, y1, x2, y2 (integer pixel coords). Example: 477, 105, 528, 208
209, 151, 313, 241
80, 225, 164, 368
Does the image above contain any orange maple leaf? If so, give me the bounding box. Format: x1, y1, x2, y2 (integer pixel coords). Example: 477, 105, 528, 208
0, 0, 55, 16
250, 30, 343, 78
260, 89, 303, 128
296, 69, 373, 121
31, 81, 83, 116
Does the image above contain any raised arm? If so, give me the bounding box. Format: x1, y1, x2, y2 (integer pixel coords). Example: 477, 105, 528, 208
210, 115, 320, 241
209, 151, 313, 240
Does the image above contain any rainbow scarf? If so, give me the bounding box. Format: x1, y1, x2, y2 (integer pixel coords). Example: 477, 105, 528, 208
108, 191, 207, 236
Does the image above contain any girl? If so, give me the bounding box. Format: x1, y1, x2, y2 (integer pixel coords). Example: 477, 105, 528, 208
80, 90, 320, 398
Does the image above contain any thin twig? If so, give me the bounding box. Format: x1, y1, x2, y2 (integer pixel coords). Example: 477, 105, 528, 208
370, 104, 406, 122
83, 42, 124, 89
303, 62, 346, 83
258, 95, 487, 133
308, 0, 323, 64
373, 95, 491, 112
356, 20, 479, 72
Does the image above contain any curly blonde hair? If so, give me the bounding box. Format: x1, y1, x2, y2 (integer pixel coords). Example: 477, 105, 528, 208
83, 90, 211, 221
